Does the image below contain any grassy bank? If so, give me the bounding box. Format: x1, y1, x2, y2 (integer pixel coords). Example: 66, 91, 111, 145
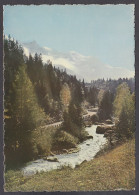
5, 138, 135, 191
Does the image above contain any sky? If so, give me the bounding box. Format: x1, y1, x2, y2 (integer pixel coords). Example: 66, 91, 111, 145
4, 5, 135, 73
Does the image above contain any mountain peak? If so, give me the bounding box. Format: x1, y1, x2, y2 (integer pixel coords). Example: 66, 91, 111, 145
22, 41, 134, 82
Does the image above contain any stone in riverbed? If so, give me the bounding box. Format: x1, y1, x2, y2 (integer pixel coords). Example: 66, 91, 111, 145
82, 135, 93, 141
68, 147, 80, 154
43, 157, 47, 160
86, 135, 93, 139
75, 164, 80, 168
62, 149, 68, 153
43, 156, 59, 162
96, 122, 105, 125
86, 124, 92, 127
84, 135, 93, 141
105, 119, 113, 124
96, 125, 112, 134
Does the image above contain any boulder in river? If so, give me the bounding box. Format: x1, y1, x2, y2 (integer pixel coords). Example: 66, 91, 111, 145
96, 125, 112, 134
75, 164, 80, 168
43, 156, 47, 160
95, 122, 105, 125
62, 149, 68, 153
80, 134, 93, 142
46, 157, 59, 162
105, 119, 113, 124
68, 147, 80, 154
86, 124, 92, 127
86, 135, 93, 139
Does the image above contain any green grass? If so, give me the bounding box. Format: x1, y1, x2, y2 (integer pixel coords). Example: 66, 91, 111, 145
5, 138, 135, 191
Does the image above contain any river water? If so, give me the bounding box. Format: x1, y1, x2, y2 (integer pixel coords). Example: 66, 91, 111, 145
22, 125, 107, 176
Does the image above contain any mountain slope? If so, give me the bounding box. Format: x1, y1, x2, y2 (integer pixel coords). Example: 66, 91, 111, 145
23, 41, 134, 82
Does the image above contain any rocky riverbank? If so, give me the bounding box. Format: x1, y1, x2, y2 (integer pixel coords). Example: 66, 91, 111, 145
22, 125, 107, 175
95, 119, 120, 149
5, 138, 135, 191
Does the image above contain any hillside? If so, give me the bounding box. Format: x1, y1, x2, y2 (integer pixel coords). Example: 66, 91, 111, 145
5, 138, 135, 191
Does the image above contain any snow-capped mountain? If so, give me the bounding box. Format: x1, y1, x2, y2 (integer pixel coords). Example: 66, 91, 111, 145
22, 41, 134, 82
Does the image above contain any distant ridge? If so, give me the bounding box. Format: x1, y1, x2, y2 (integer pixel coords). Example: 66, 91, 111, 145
22, 41, 134, 82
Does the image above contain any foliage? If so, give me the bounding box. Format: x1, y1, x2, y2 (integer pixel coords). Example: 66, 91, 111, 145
4, 65, 46, 166
4, 36, 135, 170
97, 90, 113, 121
31, 126, 57, 159
86, 87, 98, 107
4, 36, 86, 167
97, 89, 105, 105
113, 83, 135, 139
53, 130, 78, 150
5, 138, 135, 191
61, 98, 85, 141
90, 78, 135, 93
60, 83, 71, 111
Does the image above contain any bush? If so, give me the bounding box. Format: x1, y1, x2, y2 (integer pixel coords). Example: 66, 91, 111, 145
53, 130, 78, 150
31, 126, 56, 159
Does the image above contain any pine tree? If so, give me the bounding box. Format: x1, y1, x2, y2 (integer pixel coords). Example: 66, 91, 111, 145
5, 65, 46, 165
116, 106, 131, 139
98, 90, 113, 121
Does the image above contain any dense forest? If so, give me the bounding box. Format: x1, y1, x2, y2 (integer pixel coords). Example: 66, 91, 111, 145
88, 77, 135, 93
4, 36, 135, 168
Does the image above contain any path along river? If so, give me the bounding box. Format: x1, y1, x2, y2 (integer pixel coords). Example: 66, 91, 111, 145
22, 125, 107, 176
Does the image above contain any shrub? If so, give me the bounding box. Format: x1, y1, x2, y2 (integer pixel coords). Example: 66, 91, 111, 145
31, 126, 56, 159
53, 130, 78, 150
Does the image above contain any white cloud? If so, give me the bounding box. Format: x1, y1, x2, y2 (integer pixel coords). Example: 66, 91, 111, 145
44, 46, 52, 51
42, 55, 76, 71
23, 47, 30, 57
22, 41, 135, 82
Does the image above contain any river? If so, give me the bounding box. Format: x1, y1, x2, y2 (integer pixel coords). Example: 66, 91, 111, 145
22, 125, 107, 176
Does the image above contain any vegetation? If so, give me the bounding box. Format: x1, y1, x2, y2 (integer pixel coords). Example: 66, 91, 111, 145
86, 86, 98, 107
113, 83, 135, 139
4, 36, 135, 191
4, 36, 86, 167
52, 130, 78, 150
97, 90, 113, 121
31, 126, 56, 159
5, 138, 135, 191
88, 77, 135, 93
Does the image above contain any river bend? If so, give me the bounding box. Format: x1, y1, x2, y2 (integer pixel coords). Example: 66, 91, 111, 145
23, 125, 107, 175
